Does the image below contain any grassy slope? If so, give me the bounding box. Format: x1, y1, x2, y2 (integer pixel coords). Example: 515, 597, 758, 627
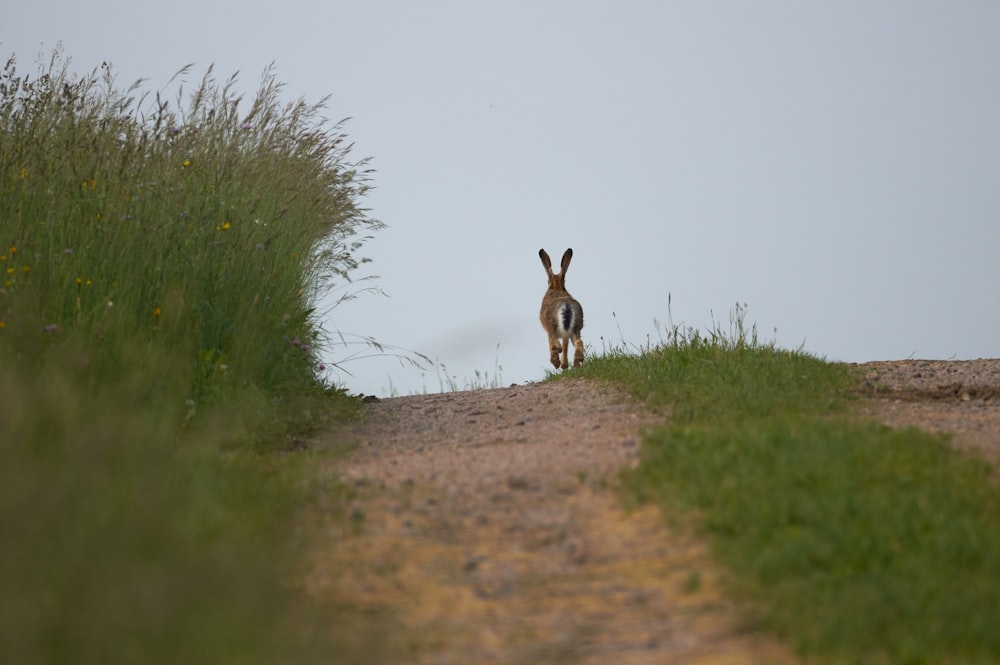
572, 325, 1000, 664
0, 52, 376, 664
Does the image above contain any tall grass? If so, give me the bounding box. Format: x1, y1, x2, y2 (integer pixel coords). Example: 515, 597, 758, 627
573, 305, 1000, 664
1, 48, 379, 412
0, 351, 328, 664
1, 50, 380, 663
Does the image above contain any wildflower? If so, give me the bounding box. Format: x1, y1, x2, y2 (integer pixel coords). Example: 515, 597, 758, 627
43, 324, 57, 334
153, 307, 162, 317
301, 344, 310, 352
0, 321, 6, 329
318, 363, 326, 371
291, 337, 301, 347
21, 265, 30, 274
64, 248, 73, 255
75, 277, 83, 285
216, 221, 231, 231
18, 168, 27, 179
8, 246, 15, 255
5, 268, 12, 275
240, 122, 252, 130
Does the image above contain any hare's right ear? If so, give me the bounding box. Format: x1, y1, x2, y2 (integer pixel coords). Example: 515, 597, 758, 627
560, 248, 573, 274
538, 249, 553, 272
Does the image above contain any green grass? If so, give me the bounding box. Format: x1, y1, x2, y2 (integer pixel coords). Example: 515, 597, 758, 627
572, 308, 1000, 664
1, 50, 382, 664
1, 50, 379, 407
1, 352, 313, 664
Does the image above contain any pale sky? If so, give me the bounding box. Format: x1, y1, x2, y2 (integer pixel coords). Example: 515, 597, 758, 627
5, 1, 999, 396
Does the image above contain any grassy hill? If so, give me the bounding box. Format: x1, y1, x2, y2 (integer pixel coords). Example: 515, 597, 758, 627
570, 309, 1000, 664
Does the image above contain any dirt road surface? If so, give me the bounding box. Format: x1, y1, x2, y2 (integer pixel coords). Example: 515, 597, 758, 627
308, 359, 1000, 664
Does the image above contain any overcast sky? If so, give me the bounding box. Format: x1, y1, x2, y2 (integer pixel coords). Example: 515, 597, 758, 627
5, 1, 998, 396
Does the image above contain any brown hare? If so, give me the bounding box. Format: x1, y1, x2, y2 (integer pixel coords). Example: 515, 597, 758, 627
538, 248, 584, 369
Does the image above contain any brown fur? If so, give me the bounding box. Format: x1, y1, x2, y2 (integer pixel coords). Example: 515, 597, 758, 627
538, 248, 585, 369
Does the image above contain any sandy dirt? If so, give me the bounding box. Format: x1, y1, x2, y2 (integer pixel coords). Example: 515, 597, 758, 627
856, 359, 1000, 462
308, 359, 1000, 664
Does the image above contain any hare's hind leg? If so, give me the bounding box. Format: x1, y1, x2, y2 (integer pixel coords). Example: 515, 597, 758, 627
548, 334, 562, 369
559, 335, 570, 369
572, 335, 584, 367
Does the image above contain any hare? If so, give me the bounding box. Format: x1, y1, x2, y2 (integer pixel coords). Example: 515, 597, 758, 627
538, 248, 584, 369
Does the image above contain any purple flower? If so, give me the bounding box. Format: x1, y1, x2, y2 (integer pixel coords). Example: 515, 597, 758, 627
43, 324, 58, 333
291, 337, 301, 347
64, 248, 73, 255
318, 363, 327, 371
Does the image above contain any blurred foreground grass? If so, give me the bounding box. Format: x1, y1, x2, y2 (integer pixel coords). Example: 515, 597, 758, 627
0, 349, 341, 664
0, 50, 379, 663
573, 306, 1000, 664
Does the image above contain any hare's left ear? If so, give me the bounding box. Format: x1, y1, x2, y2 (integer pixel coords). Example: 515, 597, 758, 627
538, 249, 553, 272
560, 248, 574, 274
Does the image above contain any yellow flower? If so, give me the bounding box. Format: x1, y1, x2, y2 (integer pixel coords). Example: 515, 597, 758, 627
0, 321, 5, 329
75, 277, 83, 285
21, 265, 30, 274
153, 307, 162, 317
216, 221, 231, 231
18, 168, 27, 179
8, 246, 15, 255
5, 268, 12, 275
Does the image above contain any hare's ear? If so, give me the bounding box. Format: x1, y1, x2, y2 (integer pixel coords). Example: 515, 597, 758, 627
538, 249, 553, 272
560, 248, 574, 274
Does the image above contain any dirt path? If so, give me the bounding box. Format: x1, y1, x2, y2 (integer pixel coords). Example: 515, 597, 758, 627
309, 379, 795, 664
856, 359, 1000, 463
308, 360, 1000, 664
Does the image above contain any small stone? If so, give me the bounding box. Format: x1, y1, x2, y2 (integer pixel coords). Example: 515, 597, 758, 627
507, 476, 531, 490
